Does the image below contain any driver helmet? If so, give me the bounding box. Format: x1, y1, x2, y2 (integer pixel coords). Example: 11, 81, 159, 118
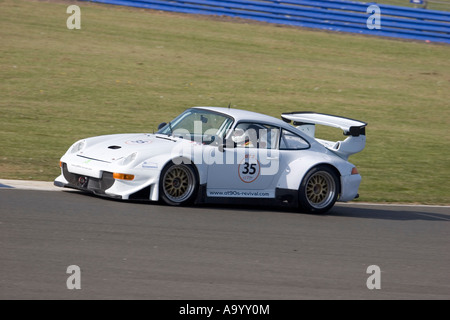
231, 124, 259, 147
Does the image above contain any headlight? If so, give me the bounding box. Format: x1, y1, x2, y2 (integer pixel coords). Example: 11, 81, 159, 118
71, 140, 86, 154
121, 152, 137, 166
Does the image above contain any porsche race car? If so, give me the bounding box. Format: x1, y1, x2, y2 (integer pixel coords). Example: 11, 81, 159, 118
54, 107, 367, 213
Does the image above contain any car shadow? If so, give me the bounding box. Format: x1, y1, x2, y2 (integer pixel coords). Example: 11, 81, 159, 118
328, 204, 450, 222
62, 189, 449, 222
196, 202, 450, 222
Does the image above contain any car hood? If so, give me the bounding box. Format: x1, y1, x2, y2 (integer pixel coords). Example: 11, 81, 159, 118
76, 133, 184, 163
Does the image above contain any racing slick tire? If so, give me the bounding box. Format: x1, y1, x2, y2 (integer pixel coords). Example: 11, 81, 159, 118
159, 162, 198, 206
298, 165, 340, 214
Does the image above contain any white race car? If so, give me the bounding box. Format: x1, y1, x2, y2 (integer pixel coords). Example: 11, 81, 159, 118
55, 107, 367, 213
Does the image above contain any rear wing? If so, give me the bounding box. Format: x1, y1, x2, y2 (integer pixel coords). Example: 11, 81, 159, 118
281, 112, 367, 160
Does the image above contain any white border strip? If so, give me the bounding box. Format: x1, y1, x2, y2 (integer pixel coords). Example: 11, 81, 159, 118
339, 202, 450, 208
0, 179, 61, 192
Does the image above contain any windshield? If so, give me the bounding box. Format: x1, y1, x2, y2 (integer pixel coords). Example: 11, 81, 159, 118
157, 108, 234, 144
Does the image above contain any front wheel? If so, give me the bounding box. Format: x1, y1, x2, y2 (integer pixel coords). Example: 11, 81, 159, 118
298, 165, 339, 214
159, 163, 198, 206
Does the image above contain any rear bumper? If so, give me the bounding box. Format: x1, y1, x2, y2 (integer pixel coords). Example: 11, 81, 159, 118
339, 174, 362, 202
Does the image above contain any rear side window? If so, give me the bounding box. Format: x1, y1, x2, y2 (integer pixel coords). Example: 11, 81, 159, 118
280, 129, 309, 150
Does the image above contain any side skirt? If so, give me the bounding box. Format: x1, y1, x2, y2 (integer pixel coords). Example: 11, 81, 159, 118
196, 185, 298, 208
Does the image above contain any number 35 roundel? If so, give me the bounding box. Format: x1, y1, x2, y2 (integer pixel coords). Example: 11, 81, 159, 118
238, 156, 260, 183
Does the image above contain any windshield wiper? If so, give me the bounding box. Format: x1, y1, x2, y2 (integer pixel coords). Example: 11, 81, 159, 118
155, 135, 177, 142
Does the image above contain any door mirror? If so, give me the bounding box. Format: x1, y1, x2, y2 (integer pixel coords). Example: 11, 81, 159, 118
157, 122, 167, 130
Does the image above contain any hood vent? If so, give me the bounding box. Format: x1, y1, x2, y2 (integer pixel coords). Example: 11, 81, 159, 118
108, 145, 122, 149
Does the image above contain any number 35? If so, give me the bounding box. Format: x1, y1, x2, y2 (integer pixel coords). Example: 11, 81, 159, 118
242, 162, 256, 175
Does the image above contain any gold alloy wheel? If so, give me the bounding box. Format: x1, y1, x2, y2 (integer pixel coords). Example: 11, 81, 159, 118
162, 165, 195, 203
305, 171, 336, 209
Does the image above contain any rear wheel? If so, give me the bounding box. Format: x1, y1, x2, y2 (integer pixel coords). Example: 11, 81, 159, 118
299, 165, 339, 214
159, 163, 198, 206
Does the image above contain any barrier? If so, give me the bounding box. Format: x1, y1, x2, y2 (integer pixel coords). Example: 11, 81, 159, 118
82, 0, 450, 43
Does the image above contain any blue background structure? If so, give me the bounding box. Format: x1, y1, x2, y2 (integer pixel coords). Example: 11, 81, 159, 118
81, 0, 450, 44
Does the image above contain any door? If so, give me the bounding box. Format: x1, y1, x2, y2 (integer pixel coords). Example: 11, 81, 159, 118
206, 122, 281, 199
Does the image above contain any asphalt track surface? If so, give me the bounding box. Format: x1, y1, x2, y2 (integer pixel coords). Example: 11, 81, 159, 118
1, 189, 449, 300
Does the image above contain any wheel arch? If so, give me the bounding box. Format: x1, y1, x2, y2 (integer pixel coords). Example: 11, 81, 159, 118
298, 163, 341, 213
158, 156, 201, 205
159, 156, 202, 183
291, 161, 342, 194
277, 154, 343, 194
313, 163, 342, 196
133, 154, 203, 202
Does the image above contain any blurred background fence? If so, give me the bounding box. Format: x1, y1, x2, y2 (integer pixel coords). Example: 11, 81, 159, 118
82, 0, 450, 43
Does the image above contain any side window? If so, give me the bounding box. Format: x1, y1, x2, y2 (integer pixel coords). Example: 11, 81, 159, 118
280, 129, 309, 150
259, 126, 280, 150
230, 123, 280, 149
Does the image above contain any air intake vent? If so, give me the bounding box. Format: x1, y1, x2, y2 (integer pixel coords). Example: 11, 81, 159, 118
108, 145, 121, 149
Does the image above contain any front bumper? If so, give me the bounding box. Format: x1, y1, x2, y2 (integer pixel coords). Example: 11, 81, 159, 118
55, 163, 122, 199
55, 160, 161, 201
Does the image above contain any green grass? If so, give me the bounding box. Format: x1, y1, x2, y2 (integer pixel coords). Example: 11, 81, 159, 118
1, 0, 449, 204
